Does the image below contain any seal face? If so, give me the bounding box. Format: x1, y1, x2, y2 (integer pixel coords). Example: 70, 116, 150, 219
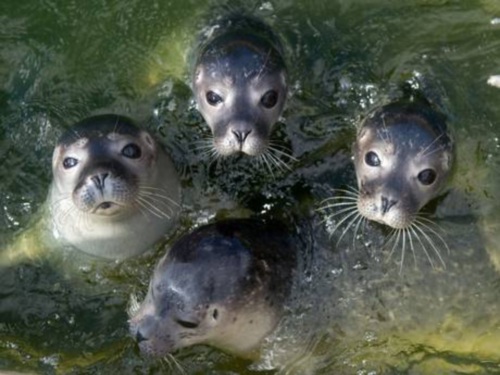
129, 219, 295, 358
193, 17, 288, 157
49, 114, 181, 259
353, 99, 453, 229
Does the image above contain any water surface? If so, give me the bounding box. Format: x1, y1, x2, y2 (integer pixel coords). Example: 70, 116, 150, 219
1, 0, 500, 374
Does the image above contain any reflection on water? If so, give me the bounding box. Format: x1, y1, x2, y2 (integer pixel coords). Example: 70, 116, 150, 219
1, 0, 500, 374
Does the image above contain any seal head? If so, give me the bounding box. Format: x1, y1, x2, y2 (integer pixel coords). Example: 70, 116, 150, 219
353, 98, 453, 229
129, 219, 295, 357
193, 17, 287, 157
49, 114, 181, 259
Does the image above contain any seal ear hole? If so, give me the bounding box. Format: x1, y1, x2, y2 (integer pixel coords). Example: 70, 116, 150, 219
62, 157, 78, 169
141, 132, 155, 149
365, 151, 381, 167
418, 168, 437, 185
206, 91, 223, 106
212, 309, 219, 320
261, 90, 278, 108
175, 318, 199, 329
122, 143, 142, 159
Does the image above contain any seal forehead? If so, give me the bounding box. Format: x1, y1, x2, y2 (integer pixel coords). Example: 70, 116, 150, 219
58, 114, 141, 147
199, 34, 285, 81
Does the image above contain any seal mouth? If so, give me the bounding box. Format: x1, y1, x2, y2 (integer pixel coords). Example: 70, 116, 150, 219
91, 201, 123, 215
98, 202, 113, 210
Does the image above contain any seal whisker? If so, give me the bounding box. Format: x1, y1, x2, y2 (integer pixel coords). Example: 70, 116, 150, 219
139, 190, 180, 208
409, 223, 436, 269
161, 357, 173, 372
336, 211, 362, 246
265, 148, 291, 172
406, 227, 417, 269
419, 133, 445, 158
138, 194, 176, 217
414, 217, 450, 255
319, 201, 358, 210
136, 197, 171, 219
319, 195, 359, 205
328, 209, 359, 239
412, 221, 447, 269
337, 186, 361, 198
127, 293, 141, 318
267, 144, 298, 162
168, 353, 186, 375
256, 153, 275, 178
387, 228, 401, 263
352, 214, 366, 250
399, 228, 407, 274
318, 206, 359, 229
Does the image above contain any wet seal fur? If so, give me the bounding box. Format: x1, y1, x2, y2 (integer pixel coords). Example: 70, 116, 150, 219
49, 114, 181, 260
192, 16, 288, 157
129, 218, 296, 358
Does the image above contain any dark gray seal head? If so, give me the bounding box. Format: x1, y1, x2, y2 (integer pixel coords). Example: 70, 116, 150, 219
193, 16, 288, 157
352, 97, 453, 229
319, 94, 454, 269
49, 114, 181, 260
129, 219, 296, 358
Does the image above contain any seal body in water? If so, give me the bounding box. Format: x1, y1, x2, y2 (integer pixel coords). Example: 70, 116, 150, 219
49, 114, 181, 260
352, 96, 453, 229
192, 16, 288, 157
129, 218, 296, 358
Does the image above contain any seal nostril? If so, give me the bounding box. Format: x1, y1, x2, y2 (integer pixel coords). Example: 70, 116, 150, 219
381, 197, 397, 214
136, 330, 148, 343
91, 173, 109, 190
232, 130, 251, 144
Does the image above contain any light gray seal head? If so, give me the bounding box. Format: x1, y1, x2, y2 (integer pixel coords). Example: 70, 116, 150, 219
49, 114, 181, 260
129, 218, 296, 358
192, 16, 288, 157
353, 97, 454, 229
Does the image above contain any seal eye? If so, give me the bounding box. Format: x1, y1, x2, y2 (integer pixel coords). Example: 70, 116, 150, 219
175, 319, 199, 329
62, 157, 78, 169
261, 90, 278, 109
206, 91, 223, 106
418, 168, 437, 185
122, 143, 142, 159
365, 151, 381, 167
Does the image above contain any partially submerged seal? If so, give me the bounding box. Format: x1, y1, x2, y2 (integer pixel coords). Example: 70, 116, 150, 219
353, 97, 453, 229
129, 218, 296, 358
321, 95, 454, 268
192, 16, 288, 157
48, 114, 181, 259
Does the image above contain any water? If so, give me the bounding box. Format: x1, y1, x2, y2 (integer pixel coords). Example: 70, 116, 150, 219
1, 0, 500, 374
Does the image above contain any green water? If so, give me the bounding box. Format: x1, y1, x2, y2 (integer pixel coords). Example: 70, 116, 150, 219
2, 0, 500, 374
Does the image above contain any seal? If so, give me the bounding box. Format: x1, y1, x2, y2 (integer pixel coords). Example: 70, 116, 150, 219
48, 114, 181, 260
128, 218, 296, 358
352, 96, 453, 229
192, 16, 288, 157
320, 93, 454, 268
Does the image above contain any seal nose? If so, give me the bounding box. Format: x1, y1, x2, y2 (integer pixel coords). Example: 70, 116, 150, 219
135, 329, 148, 343
232, 129, 251, 145
381, 196, 397, 214
91, 173, 109, 191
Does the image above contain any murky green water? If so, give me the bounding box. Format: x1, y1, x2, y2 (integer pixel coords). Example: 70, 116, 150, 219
2, 0, 500, 374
